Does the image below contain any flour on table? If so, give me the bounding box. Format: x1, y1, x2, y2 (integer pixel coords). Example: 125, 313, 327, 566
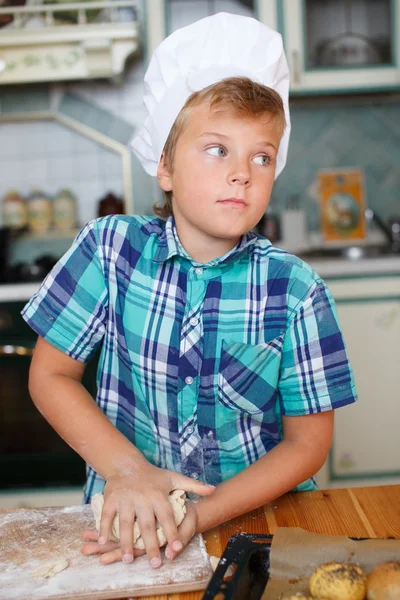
91, 489, 186, 550
31, 557, 69, 579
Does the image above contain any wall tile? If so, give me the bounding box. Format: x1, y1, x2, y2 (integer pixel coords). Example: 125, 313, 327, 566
271, 98, 400, 230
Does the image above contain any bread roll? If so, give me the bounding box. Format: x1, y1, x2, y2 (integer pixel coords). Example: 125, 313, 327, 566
309, 562, 367, 600
283, 595, 328, 600
367, 561, 400, 600
282, 595, 313, 600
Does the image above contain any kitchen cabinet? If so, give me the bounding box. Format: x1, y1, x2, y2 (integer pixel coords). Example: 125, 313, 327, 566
144, 0, 279, 56
282, 0, 400, 94
319, 272, 400, 487
145, 0, 400, 93
0, 0, 140, 85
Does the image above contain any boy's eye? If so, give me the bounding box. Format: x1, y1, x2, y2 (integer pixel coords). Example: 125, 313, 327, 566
206, 145, 226, 157
253, 155, 270, 166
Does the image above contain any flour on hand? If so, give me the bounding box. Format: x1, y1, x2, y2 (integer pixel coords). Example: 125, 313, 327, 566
91, 489, 186, 550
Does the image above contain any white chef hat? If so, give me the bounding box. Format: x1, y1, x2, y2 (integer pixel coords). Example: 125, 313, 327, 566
131, 12, 290, 179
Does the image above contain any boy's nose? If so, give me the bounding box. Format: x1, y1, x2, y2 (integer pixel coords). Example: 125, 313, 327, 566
227, 165, 251, 186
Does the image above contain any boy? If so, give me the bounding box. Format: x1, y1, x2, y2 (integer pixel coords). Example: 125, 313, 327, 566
22, 13, 357, 570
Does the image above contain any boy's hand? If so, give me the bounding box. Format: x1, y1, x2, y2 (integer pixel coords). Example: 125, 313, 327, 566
164, 501, 199, 562
81, 501, 200, 565
81, 461, 214, 567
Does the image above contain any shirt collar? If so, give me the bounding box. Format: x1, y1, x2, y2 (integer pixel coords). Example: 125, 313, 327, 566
153, 216, 258, 267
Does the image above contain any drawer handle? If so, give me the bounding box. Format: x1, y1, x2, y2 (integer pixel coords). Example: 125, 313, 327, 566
0, 344, 34, 357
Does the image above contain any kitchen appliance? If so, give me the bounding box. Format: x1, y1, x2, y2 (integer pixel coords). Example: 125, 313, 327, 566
0, 300, 98, 491
0, 505, 213, 599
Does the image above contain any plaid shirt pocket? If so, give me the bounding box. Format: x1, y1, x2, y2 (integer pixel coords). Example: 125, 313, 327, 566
218, 337, 284, 415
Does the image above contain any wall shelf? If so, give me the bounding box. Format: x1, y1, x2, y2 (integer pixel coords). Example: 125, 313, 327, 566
0, 0, 141, 84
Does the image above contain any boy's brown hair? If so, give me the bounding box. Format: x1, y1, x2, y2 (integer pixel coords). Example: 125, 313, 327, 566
153, 76, 286, 218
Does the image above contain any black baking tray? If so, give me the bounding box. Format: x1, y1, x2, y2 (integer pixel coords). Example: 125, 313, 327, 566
202, 533, 375, 600
202, 533, 273, 600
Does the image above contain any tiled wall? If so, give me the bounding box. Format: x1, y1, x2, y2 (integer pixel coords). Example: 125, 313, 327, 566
0, 120, 124, 228
271, 95, 400, 232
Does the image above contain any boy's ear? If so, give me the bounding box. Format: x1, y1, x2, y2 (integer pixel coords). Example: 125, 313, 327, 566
157, 154, 173, 192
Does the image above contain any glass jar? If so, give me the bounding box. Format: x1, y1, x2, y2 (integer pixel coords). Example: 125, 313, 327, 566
27, 190, 52, 233
2, 190, 27, 230
53, 188, 77, 231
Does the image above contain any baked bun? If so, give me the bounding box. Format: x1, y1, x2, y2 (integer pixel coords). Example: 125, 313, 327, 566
283, 595, 328, 600
282, 595, 312, 600
367, 561, 400, 600
309, 562, 367, 600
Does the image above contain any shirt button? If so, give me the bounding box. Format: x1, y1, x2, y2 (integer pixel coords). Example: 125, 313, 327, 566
195, 267, 203, 275
185, 376, 194, 385
186, 426, 194, 434
191, 473, 198, 479
189, 317, 199, 327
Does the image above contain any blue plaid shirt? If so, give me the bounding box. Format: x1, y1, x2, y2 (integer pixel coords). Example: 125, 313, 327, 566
22, 215, 357, 501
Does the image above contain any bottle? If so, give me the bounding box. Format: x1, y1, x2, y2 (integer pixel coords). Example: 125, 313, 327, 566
27, 190, 52, 233
257, 210, 280, 242
97, 192, 124, 217
53, 188, 77, 231
2, 189, 27, 230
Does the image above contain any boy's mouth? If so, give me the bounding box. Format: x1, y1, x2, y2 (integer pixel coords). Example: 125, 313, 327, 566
218, 198, 246, 206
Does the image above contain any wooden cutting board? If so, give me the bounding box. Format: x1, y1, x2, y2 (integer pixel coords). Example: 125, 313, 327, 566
0, 505, 213, 600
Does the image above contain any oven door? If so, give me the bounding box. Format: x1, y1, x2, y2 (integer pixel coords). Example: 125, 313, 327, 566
0, 341, 87, 490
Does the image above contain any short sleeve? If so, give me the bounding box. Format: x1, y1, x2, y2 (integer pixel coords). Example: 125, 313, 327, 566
279, 280, 357, 415
21, 220, 108, 362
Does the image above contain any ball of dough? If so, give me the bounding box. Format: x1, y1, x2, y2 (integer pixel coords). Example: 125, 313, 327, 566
309, 562, 367, 600
91, 489, 186, 550
32, 557, 69, 579
367, 561, 400, 600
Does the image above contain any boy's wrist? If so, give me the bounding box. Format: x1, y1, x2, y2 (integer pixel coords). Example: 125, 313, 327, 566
104, 449, 150, 481
192, 494, 215, 534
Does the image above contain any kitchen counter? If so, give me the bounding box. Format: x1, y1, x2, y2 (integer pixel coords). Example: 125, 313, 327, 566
0, 282, 39, 302
1, 252, 400, 303
303, 254, 400, 278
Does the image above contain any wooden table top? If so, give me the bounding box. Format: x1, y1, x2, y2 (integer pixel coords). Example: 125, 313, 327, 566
151, 484, 400, 600
1, 485, 398, 599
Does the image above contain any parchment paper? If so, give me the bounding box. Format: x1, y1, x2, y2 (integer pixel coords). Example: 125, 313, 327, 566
262, 527, 400, 599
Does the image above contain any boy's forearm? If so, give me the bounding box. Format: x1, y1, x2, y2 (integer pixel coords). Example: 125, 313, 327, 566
30, 373, 147, 479
194, 439, 326, 533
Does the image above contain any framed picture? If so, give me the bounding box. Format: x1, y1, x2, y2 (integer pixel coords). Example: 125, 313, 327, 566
318, 168, 367, 242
